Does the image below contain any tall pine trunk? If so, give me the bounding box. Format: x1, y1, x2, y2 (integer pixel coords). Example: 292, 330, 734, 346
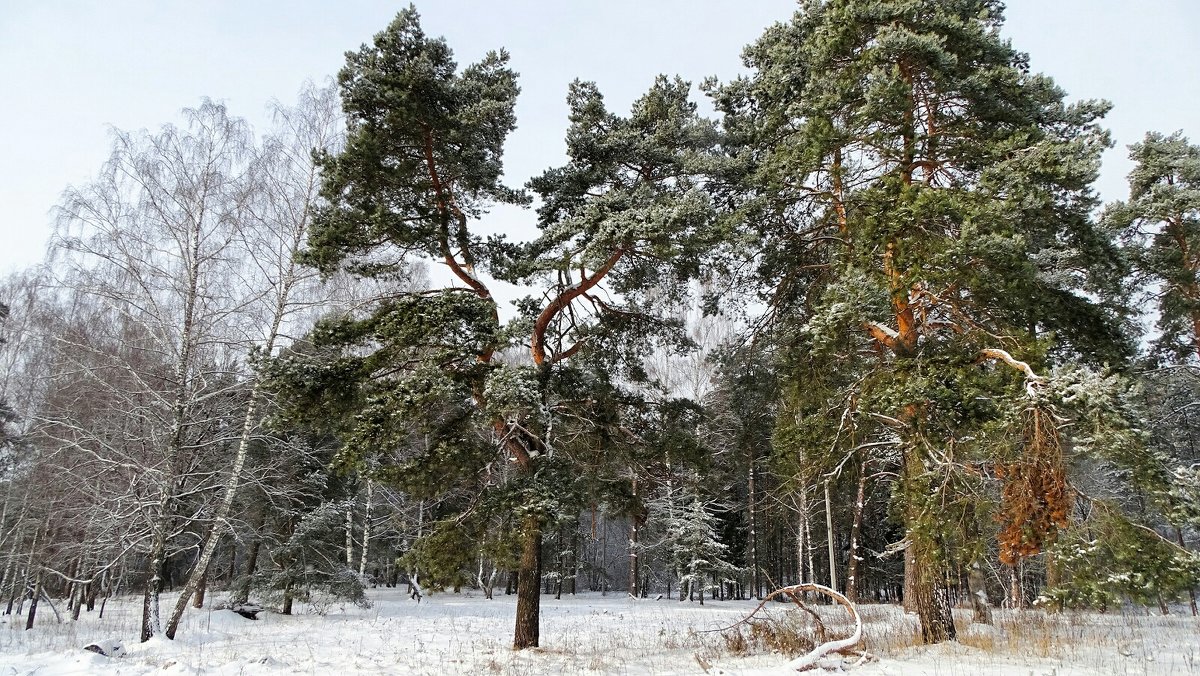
967, 562, 992, 625
555, 524, 564, 600
903, 547, 916, 611
1176, 526, 1199, 616
911, 538, 955, 643
513, 514, 542, 649
846, 466, 867, 602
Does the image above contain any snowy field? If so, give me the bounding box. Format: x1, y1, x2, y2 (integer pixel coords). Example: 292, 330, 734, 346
2, 589, 1197, 675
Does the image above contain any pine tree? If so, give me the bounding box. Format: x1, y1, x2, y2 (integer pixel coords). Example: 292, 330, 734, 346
705, 345, 780, 600
292, 7, 719, 649
1107, 132, 1200, 363
713, 0, 1129, 642
1105, 131, 1200, 613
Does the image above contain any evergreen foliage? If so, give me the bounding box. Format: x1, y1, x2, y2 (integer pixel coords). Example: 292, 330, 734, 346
252, 499, 372, 612
1108, 132, 1200, 363
712, 0, 1150, 641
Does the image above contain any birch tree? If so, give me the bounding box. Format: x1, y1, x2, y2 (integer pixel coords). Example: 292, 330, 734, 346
51, 101, 255, 641
164, 82, 344, 639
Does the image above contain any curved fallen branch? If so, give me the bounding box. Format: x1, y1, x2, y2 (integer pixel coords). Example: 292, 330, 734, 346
779, 584, 863, 670
712, 582, 864, 671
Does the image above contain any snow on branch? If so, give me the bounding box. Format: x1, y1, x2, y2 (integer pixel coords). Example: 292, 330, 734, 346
978, 348, 1044, 397
863, 321, 899, 351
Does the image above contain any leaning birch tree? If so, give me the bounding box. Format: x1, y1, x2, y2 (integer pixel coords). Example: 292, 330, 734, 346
164, 83, 345, 638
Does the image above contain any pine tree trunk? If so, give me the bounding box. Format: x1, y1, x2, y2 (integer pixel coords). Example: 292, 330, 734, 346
846, 467, 867, 602
1175, 526, 1198, 616
512, 514, 542, 649
600, 514, 608, 595
903, 545, 916, 612
900, 441, 955, 642
1045, 549, 1060, 592
570, 523, 579, 595
911, 539, 956, 643
555, 524, 564, 600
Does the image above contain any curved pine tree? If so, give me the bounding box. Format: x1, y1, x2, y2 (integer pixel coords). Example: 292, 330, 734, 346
297, 7, 720, 649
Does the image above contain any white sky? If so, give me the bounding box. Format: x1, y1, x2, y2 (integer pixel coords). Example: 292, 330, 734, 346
2, 1, 1198, 276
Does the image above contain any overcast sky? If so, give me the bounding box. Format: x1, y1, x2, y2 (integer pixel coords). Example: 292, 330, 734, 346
2, 1, 1198, 276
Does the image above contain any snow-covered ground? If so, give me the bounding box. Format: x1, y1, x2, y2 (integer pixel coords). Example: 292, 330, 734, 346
2, 589, 1197, 675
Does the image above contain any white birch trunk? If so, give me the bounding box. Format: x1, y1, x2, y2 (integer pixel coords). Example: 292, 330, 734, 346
345, 505, 355, 568
824, 480, 838, 591
358, 479, 374, 578
163, 88, 339, 639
